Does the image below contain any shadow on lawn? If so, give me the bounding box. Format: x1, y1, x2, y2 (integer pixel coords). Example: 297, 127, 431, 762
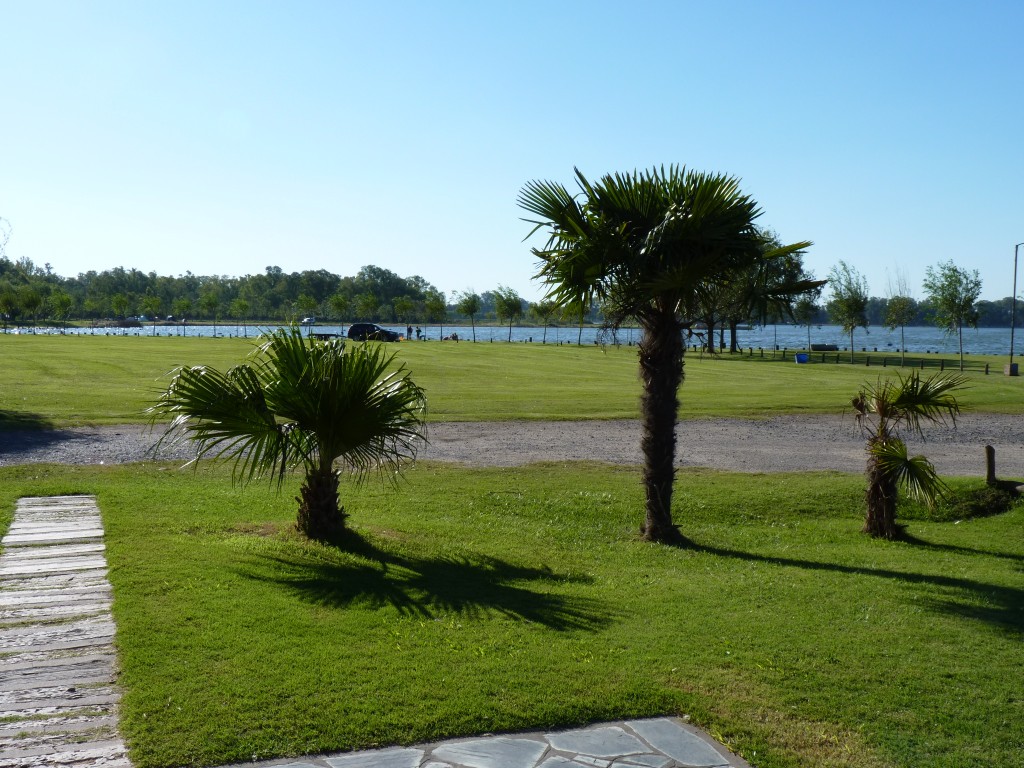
241, 532, 616, 632
897, 531, 1024, 566
0, 409, 54, 431
693, 543, 1023, 636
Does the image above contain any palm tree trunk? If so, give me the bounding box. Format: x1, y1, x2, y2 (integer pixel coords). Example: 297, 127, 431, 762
296, 469, 346, 540
864, 447, 899, 539
638, 310, 687, 545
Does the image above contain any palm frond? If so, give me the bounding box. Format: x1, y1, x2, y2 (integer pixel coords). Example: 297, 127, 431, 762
870, 438, 950, 507
148, 326, 426, 488
857, 372, 966, 438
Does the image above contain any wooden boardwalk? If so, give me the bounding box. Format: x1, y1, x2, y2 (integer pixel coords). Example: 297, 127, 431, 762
0, 495, 129, 767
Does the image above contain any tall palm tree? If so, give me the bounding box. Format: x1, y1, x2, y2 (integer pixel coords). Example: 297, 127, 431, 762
520, 166, 815, 544
851, 372, 964, 539
149, 326, 426, 540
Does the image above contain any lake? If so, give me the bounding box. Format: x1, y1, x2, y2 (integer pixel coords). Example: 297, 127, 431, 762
7, 322, 1019, 356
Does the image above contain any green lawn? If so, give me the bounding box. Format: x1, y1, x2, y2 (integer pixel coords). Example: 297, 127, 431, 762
1, 334, 1022, 427
0, 462, 1019, 768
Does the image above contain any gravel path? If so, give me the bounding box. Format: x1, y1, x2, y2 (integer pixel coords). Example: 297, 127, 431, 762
0, 414, 1020, 478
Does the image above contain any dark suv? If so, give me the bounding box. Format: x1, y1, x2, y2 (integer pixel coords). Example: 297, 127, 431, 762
346, 323, 401, 342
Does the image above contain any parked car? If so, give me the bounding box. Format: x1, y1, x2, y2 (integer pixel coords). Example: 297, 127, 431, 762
346, 323, 401, 342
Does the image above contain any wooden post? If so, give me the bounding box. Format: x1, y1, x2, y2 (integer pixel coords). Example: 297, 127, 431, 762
986, 445, 996, 485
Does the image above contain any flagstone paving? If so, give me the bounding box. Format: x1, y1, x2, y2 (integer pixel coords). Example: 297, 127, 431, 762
0, 497, 750, 768
228, 717, 749, 768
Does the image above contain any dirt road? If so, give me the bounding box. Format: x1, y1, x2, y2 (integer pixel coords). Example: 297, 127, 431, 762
1, 414, 1020, 478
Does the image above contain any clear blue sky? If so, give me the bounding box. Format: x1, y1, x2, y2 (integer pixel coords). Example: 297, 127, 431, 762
2, 1, 1022, 302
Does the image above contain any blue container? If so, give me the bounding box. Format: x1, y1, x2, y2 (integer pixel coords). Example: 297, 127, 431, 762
794, 353, 810, 364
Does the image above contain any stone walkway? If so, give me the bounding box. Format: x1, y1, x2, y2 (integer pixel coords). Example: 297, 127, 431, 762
0, 495, 129, 767
231, 717, 751, 768
0, 497, 750, 768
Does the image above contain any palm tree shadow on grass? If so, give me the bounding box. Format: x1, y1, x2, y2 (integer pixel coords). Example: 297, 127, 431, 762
238, 530, 616, 632
692, 542, 1023, 636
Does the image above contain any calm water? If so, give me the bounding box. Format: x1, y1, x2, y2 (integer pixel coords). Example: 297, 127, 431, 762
7, 322, 1019, 356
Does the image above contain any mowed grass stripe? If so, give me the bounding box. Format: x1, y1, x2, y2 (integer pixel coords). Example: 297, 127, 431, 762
2, 334, 1023, 427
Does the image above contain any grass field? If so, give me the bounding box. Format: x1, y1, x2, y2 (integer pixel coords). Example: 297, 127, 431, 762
2, 334, 1023, 427
1, 334, 1021, 767
0, 462, 1019, 768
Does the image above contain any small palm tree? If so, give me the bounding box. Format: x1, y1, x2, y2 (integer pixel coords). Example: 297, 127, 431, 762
851, 372, 964, 539
149, 326, 426, 540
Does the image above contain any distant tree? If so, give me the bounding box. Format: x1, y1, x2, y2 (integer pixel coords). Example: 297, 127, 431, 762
494, 285, 523, 342
20, 286, 43, 328
455, 291, 481, 342
852, 372, 964, 539
530, 300, 558, 344
883, 271, 916, 367
141, 295, 162, 334
172, 297, 193, 333
49, 289, 74, 330
229, 298, 251, 338
356, 292, 379, 321
827, 261, 869, 361
793, 293, 819, 352
885, 296, 916, 366
424, 291, 447, 339
392, 296, 415, 327
199, 291, 221, 336
327, 294, 349, 326
83, 297, 106, 324
923, 260, 982, 372
0, 284, 18, 328
295, 293, 318, 321
110, 293, 130, 320
563, 302, 588, 345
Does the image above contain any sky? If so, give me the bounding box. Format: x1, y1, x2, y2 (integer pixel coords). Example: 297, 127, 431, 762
2, 1, 1022, 303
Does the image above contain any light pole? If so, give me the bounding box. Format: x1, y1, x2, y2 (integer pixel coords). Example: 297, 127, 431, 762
1010, 242, 1024, 375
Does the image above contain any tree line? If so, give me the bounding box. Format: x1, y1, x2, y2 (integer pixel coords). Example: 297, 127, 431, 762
0, 216, 1003, 336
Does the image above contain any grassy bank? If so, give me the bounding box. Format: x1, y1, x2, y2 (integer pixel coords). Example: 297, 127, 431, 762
0, 462, 1020, 768
1, 334, 1022, 427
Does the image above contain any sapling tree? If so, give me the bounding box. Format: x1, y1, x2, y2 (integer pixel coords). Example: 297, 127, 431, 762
827, 261, 869, 362
923, 260, 981, 371
852, 372, 964, 539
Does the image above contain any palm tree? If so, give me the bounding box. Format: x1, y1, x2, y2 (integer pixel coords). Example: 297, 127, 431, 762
520, 166, 814, 544
851, 372, 964, 540
149, 326, 426, 540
